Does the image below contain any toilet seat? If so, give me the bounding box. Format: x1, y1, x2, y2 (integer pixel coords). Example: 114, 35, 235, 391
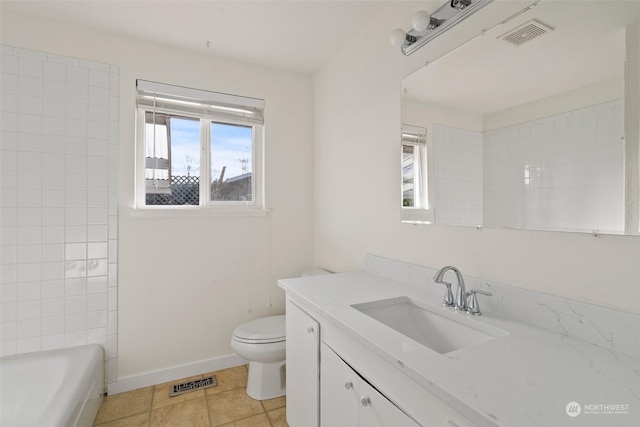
232, 315, 285, 344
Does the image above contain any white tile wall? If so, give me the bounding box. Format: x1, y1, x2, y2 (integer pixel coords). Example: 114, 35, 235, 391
432, 100, 624, 234
484, 100, 624, 233
433, 124, 483, 226
0, 45, 119, 384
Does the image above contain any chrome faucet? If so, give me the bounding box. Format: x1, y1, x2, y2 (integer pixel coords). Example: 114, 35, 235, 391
433, 266, 493, 315
433, 266, 467, 311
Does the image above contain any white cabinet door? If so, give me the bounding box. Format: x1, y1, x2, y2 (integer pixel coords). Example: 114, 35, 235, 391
358, 380, 420, 427
320, 343, 358, 427
286, 299, 320, 427
321, 343, 419, 427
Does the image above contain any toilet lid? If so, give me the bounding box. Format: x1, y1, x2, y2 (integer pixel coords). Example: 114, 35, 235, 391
233, 315, 286, 343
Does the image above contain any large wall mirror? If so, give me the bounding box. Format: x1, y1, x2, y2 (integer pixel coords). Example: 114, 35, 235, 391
402, 0, 639, 235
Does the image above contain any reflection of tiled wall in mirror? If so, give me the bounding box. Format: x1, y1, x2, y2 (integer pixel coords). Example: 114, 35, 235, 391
432, 99, 624, 234
483, 99, 624, 234
433, 124, 483, 227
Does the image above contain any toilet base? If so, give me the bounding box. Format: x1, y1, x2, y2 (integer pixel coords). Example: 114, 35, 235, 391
246, 360, 286, 400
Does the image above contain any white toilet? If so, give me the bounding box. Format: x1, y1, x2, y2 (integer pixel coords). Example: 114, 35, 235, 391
231, 268, 330, 400
231, 315, 286, 400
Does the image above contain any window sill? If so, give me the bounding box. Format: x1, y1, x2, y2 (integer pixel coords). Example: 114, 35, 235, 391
401, 208, 434, 224
129, 206, 270, 218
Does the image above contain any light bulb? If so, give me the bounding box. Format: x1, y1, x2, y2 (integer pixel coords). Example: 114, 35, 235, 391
411, 10, 431, 32
390, 28, 406, 47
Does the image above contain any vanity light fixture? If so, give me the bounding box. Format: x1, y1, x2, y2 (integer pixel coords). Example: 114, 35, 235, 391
451, 0, 472, 11
390, 0, 493, 55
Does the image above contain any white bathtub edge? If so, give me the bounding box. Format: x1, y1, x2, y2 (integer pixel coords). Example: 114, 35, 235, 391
0, 344, 105, 427
108, 353, 246, 395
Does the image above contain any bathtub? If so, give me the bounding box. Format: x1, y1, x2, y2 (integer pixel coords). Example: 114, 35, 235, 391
0, 344, 104, 427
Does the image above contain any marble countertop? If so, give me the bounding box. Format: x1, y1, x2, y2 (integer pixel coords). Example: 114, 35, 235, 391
279, 270, 640, 427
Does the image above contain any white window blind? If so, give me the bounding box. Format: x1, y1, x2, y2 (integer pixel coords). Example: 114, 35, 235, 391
136, 80, 264, 125
402, 125, 427, 145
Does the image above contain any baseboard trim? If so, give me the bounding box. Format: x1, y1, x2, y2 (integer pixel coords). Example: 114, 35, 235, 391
107, 353, 247, 395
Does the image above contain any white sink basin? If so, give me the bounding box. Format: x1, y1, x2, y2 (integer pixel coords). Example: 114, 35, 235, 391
352, 296, 508, 354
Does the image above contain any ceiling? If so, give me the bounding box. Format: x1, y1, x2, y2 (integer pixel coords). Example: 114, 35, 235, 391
403, 0, 636, 115
1, 0, 392, 73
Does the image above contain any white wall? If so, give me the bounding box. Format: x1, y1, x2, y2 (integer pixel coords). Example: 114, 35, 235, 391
484, 77, 624, 131
402, 98, 483, 132
625, 16, 640, 234
1, 9, 314, 386
313, 1, 640, 313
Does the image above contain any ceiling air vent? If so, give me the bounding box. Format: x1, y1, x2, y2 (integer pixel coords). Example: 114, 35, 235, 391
499, 19, 553, 46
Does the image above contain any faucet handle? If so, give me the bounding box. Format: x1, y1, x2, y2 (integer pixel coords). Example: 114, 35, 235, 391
436, 281, 455, 307
466, 289, 492, 316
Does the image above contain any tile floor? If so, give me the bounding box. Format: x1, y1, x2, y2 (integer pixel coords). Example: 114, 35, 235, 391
93, 365, 288, 427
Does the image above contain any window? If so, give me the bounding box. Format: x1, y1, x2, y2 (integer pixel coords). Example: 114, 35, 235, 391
402, 143, 418, 207
401, 124, 433, 223
135, 80, 264, 211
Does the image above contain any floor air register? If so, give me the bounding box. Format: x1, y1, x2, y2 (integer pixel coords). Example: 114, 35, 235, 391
169, 376, 218, 397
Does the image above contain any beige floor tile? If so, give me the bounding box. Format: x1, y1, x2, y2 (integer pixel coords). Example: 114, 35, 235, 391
152, 375, 205, 409
218, 413, 272, 427
94, 387, 153, 425
204, 366, 248, 395
93, 412, 150, 427
149, 397, 210, 427
207, 388, 264, 426
267, 407, 288, 427
261, 395, 286, 411
92, 366, 288, 427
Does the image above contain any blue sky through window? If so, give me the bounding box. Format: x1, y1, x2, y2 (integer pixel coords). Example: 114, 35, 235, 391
169, 118, 252, 181
168, 117, 199, 176
211, 123, 252, 182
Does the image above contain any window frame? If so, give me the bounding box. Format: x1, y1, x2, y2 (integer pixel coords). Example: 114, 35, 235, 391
132, 81, 266, 216
205, 118, 264, 209
401, 124, 434, 224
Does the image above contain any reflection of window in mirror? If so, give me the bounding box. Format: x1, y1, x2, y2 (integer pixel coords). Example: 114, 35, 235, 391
402, 144, 417, 207
401, 124, 433, 223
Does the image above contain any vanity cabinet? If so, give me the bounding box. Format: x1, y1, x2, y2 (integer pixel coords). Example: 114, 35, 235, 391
285, 299, 320, 427
284, 294, 476, 427
321, 343, 419, 427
